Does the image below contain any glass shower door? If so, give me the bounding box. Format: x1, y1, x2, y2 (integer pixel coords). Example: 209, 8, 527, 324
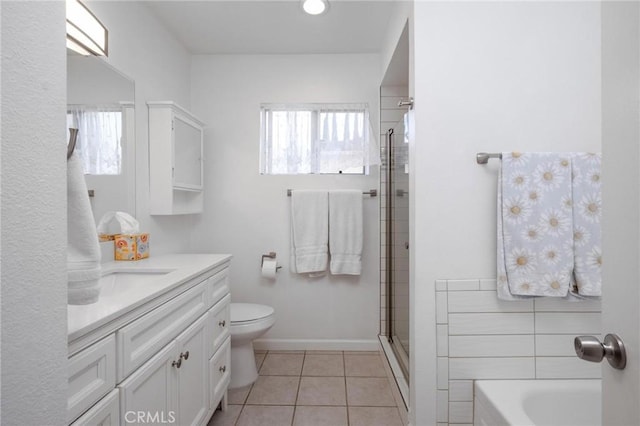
386, 114, 410, 380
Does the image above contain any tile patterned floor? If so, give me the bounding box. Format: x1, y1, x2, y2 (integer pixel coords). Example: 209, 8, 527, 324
208, 350, 405, 426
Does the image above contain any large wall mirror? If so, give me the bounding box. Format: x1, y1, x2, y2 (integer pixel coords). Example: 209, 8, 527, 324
67, 55, 135, 224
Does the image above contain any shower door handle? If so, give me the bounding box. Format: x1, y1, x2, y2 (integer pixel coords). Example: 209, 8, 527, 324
404, 242, 409, 250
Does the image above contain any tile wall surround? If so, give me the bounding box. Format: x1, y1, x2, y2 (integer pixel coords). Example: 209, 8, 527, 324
435, 278, 602, 426
379, 85, 409, 336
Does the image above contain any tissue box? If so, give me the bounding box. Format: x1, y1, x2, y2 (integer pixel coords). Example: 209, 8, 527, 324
114, 234, 149, 261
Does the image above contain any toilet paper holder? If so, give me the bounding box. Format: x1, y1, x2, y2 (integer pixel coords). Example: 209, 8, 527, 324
261, 252, 282, 271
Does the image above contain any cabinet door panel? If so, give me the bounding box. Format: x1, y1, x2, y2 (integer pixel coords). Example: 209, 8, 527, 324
176, 314, 209, 426
173, 114, 202, 190
118, 341, 177, 426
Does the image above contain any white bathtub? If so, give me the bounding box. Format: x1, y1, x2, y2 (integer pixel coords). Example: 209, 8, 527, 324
474, 380, 601, 426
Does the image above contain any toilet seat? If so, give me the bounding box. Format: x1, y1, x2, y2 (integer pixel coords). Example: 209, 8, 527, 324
231, 303, 275, 324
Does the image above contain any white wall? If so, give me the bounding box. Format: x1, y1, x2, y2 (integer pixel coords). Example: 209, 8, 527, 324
380, 1, 412, 83
190, 54, 381, 349
411, 2, 601, 425
86, 1, 197, 255
1, 2, 68, 424
67, 56, 133, 105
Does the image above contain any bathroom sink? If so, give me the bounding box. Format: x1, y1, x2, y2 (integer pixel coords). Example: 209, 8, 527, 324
99, 269, 174, 299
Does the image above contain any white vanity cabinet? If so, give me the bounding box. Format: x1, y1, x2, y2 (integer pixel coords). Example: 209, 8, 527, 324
148, 101, 205, 215
68, 255, 231, 426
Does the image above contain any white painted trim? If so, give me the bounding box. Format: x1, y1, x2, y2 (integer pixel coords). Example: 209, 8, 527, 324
252, 338, 379, 352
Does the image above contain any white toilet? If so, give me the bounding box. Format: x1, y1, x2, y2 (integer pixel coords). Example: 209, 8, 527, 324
229, 303, 275, 389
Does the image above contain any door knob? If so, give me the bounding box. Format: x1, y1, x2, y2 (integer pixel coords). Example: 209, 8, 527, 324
574, 334, 626, 370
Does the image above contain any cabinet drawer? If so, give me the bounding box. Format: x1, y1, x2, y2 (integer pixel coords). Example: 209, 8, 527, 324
68, 335, 116, 423
70, 389, 119, 426
208, 294, 231, 358
117, 280, 208, 382
208, 269, 229, 308
209, 337, 231, 411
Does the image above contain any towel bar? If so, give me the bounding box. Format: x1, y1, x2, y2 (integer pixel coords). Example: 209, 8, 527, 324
476, 152, 503, 164
286, 189, 377, 197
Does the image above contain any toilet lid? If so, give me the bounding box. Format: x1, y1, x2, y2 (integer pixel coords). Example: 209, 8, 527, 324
231, 303, 274, 323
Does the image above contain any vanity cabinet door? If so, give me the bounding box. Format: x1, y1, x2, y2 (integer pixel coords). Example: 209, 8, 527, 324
175, 314, 209, 426
172, 112, 203, 191
118, 341, 178, 426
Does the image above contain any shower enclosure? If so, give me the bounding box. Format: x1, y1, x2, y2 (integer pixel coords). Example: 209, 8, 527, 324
383, 114, 410, 384
379, 21, 410, 407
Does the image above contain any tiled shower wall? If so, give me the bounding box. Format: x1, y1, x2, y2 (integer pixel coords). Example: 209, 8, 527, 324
435, 278, 602, 426
379, 86, 409, 336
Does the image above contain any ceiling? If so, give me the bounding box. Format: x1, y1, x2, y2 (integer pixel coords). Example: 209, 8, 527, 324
144, 1, 397, 55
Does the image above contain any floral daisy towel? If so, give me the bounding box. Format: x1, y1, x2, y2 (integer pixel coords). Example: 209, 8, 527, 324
497, 152, 601, 300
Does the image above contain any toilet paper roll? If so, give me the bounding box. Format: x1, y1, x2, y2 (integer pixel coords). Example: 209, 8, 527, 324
261, 258, 278, 279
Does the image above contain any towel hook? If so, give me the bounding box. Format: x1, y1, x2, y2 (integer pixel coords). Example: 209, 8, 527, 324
67, 128, 78, 160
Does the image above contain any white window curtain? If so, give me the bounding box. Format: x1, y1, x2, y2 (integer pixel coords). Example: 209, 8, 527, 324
67, 105, 123, 175
260, 103, 380, 174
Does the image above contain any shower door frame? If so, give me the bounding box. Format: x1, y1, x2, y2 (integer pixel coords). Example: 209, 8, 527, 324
385, 127, 409, 382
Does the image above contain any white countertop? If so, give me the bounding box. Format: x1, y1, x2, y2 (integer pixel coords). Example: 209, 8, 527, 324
68, 254, 232, 348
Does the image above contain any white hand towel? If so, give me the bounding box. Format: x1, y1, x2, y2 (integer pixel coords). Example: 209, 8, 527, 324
497, 152, 574, 298
329, 190, 363, 275
68, 153, 102, 305
290, 190, 329, 274
571, 153, 602, 297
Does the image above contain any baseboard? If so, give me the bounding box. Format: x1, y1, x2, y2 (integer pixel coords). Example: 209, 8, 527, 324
252, 338, 380, 352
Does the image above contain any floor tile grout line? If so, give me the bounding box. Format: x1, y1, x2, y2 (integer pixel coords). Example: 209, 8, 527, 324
343, 350, 350, 425
292, 351, 306, 425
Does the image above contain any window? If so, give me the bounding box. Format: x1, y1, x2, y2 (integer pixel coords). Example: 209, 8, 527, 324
67, 105, 123, 175
260, 103, 378, 174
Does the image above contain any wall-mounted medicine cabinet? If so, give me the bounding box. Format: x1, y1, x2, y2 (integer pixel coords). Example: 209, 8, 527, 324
148, 101, 205, 215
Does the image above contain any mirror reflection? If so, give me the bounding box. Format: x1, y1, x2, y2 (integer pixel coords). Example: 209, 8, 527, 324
66, 55, 135, 223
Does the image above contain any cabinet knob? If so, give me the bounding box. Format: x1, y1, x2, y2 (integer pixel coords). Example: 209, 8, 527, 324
180, 351, 190, 361
219, 365, 227, 373
172, 358, 182, 369
218, 320, 226, 327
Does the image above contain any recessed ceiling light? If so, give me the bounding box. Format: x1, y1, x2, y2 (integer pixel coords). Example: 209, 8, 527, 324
302, 0, 329, 16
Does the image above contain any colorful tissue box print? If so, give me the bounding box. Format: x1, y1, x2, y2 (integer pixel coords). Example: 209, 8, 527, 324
114, 233, 149, 261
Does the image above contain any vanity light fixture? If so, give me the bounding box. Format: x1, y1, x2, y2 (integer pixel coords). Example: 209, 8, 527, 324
302, 0, 329, 16
66, 0, 108, 56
